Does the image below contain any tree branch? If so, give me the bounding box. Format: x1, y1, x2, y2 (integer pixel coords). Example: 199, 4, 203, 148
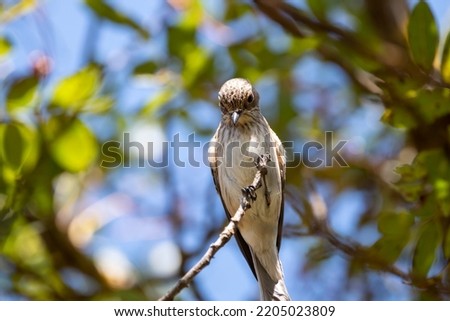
253, 0, 450, 91
158, 155, 271, 301
286, 186, 450, 297
253, 0, 384, 95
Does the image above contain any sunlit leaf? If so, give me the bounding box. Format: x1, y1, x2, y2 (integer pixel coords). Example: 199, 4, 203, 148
0, 36, 12, 57
441, 32, 450, 83
3, 219, 48, 267
83, 95, 114, 114
178, 0, 203, 29
6, 76, 39, 112
394, 153, 428, 202
51, 66, 100, 110
140, 89, 174, 117
182, 46, 212, 90
291, 37, 321, 56
412, 220, 441, 278
396, 150, 450, 217
435, 178, 450, 217
407, 1, 439, 71
0, 122, 39, 173
0, 0, 36, 23
84, 0, 149, 39
48, 119, 98, 172
2, 218, 63, 300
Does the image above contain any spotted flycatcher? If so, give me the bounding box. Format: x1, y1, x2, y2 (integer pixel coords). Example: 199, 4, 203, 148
209, 78, 290, 301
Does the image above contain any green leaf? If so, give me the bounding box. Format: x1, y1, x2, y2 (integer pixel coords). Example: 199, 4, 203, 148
380, 107, 418, 129
395, 150, 450, 211
371, 235, 408, 264
140, 89, 174, 117
0, 122, 39, 173
307, 0, 334, 20
2, 123, 23, 170
48, 119, 98, 172
415, 197, 436, 220
372, 212, 414, 264
83, 95, 114, 114
417, 149, 450, 181
6, 76, 39, 113
291, 37, 321, 57
394, 162, 426, 202
435, 179, 450, 216
0, 36, 12, 56
377, 212, 414, 237
412, 221, 441, 278
167, 25, 196, 60
84, 0, 149, 39
182, 46, 212, 90
435, 179, 450, 200
407, 1, 439, 71
441, 32, 450, 83
133, 61, 158, 75
177, 0, 202, 29
3, 219, 48, 267
411, 88, 450, 124
51, 66, 100, 110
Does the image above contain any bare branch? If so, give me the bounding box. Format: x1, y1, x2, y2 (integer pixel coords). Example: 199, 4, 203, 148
158, 155, 271, 301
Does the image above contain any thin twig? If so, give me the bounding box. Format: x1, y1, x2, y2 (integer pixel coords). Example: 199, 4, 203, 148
158, 155, 270, 301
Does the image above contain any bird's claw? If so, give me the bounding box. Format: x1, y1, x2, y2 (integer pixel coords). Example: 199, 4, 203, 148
242, 185, 257, 202
255, 154, 270, 174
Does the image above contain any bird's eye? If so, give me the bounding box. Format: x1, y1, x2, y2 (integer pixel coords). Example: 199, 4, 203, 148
247, 94, 254, 103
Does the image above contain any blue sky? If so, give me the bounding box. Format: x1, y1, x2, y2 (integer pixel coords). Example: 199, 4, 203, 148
2, 0, 450, 300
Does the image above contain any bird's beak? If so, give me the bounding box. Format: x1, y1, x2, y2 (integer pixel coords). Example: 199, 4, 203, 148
232, 111, 241, 125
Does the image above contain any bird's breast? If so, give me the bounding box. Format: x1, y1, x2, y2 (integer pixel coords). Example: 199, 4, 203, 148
217, 128, 282, 220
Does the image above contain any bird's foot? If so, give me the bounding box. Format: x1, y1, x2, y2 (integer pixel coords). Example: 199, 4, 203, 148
242, 185, 257, 202
255, 154, 270, 175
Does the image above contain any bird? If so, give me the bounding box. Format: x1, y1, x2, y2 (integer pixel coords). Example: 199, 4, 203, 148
209, 78, 290, 300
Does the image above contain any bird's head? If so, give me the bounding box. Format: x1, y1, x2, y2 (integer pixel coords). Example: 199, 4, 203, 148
218, 78, 260, 126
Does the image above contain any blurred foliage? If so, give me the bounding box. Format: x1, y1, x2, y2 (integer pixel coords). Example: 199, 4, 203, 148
0, 0, 450, 300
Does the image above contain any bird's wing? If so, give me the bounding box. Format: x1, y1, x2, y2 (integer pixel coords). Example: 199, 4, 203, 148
271, 127, 286, 252
209, 130, 257, 278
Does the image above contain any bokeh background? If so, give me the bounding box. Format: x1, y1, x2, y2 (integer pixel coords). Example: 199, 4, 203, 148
1, 0, 450, 300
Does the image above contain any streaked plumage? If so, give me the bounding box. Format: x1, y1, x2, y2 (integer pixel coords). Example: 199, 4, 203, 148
209, 78, 290, 301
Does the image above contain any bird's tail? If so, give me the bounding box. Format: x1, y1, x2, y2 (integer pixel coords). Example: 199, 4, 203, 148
252, 252, 290, 301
